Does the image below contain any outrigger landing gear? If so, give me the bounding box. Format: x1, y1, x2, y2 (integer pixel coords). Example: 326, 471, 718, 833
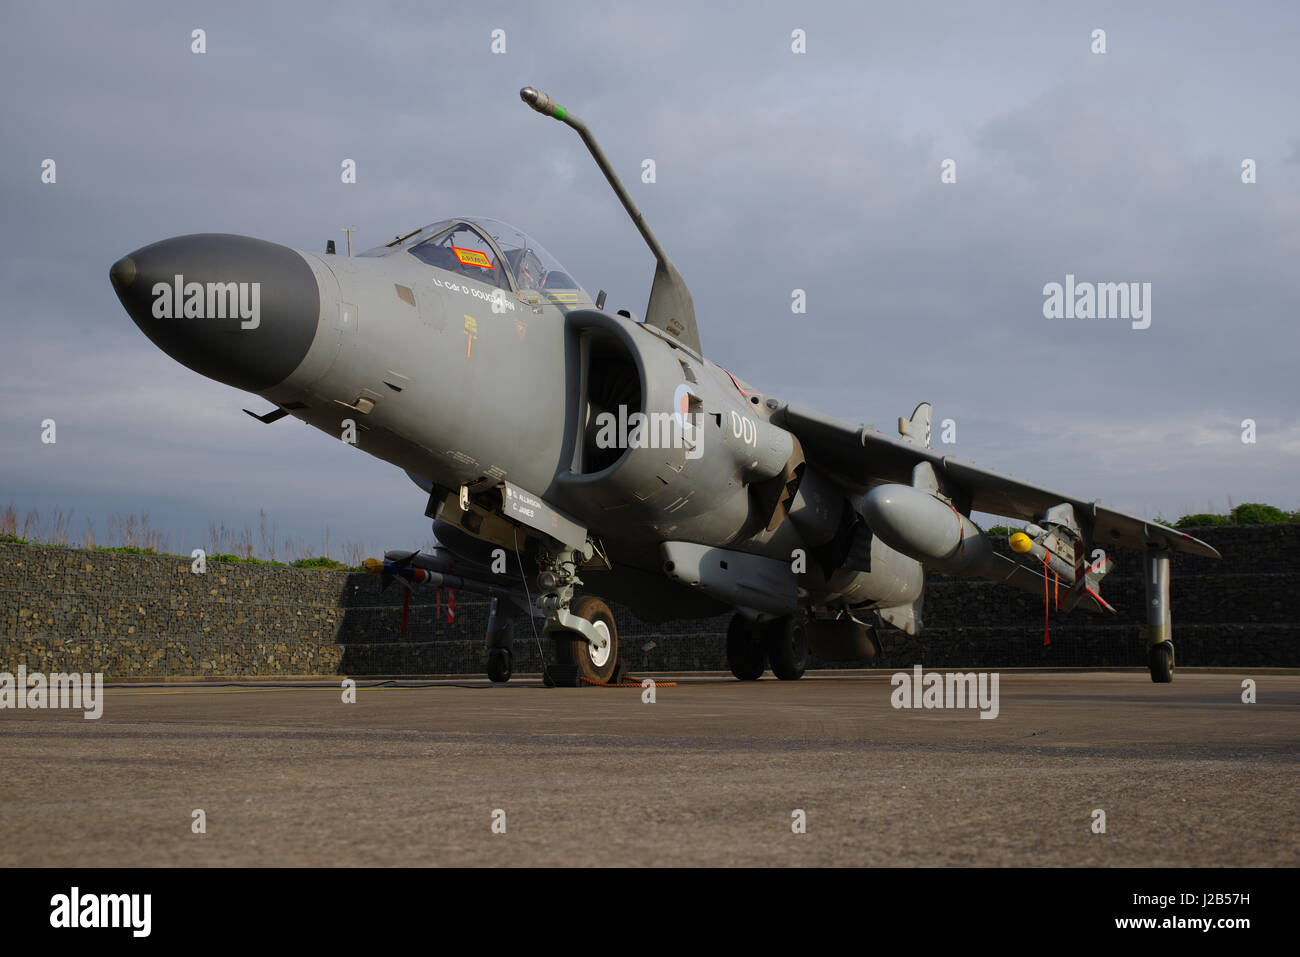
1147, 641, 1174, 683
1143, 549, 1174, 683
536, 538, 619, 684
486, 648, 512, 683
485, 596, 516, 683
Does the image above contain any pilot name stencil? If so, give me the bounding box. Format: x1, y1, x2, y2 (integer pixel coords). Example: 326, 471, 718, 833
431, 275, 518, 312
151, 275, 261, 329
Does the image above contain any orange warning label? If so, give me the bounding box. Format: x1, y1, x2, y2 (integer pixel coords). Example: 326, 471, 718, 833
452, 246, 494, 270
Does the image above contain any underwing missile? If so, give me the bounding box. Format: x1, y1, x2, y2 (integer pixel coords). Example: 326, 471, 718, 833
1008, 531, 1077, 584
362, 558, 516, 601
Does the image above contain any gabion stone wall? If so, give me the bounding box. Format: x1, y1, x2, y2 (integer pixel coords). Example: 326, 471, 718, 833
1, 524, 1295, 677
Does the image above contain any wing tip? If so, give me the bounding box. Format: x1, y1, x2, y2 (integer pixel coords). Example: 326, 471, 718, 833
1168, 529, 1221, 560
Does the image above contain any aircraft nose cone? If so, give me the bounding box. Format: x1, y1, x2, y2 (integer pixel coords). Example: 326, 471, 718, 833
109, 255, 137, 292
111, 233, 320, 392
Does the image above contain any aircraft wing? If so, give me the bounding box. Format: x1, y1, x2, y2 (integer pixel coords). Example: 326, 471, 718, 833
771, 401, 1220, 560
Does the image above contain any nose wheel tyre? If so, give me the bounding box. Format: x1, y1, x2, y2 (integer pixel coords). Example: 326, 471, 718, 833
726, 614, 766, 681
554, 596, 619, 684
1148, 641, 1174, 683
764, 615, 808, 681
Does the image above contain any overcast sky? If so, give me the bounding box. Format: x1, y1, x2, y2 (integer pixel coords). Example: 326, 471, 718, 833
1, 0, 1296, 558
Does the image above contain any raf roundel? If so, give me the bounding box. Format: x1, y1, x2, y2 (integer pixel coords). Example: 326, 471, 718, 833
673, 383, 697, 425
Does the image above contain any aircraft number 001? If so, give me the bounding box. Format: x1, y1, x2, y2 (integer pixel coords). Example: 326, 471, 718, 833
730, 411, 758, 448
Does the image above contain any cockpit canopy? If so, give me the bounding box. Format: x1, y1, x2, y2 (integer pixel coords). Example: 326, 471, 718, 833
362, 217, 587, 298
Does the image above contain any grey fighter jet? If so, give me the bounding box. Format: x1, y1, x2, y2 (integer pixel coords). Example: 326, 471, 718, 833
109, 88, 1217, 686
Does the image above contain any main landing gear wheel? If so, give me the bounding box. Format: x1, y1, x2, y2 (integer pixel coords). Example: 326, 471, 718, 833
728, 613, 764, 681
554, 595, 619, 684
726, 614, 766, 681
487, 647, 512, 684
1148, 641, 1174, 683
764, 615, 808, 681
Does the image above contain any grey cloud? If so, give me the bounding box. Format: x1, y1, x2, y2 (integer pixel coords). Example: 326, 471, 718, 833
1, 0, 1295, 556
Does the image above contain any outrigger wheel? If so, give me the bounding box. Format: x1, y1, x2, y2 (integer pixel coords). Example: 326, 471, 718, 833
726, 613, 766, 681
764, 615, 808, 681
554, 595, 619, 684
486, 647, 512, 684
1148, 641, 1174, 683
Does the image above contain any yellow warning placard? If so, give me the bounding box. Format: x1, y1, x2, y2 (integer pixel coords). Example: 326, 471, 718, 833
452, 246, 494, 270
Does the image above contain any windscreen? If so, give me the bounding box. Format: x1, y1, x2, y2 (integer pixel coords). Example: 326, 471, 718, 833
467, 218, 587, 295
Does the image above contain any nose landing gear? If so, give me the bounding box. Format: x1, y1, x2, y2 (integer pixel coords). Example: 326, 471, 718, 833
553, 595, 620, 684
